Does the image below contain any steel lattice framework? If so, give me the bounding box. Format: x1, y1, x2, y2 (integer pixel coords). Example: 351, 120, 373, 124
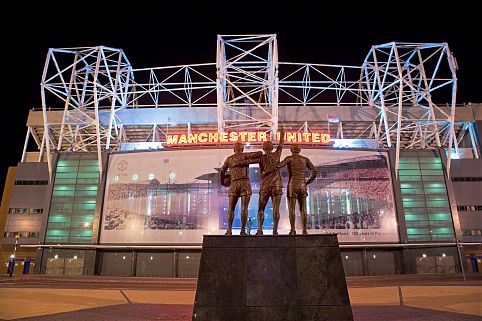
40, 46, 132, 174
33, 34, 479, 177
216, 35, 279, 136
362, 43, 459, 176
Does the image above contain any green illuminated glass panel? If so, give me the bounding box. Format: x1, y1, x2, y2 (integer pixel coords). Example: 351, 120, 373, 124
71, 216, 94, 222
407, 234, 431, 241
399, 175, 422, 182
407, 228, 430, 234
78, 165, 99, 172
77, 172, 99, 179
74, 190, 98, 197
421, 169, 444, 176
418, 157, 441, 163
76, 185, 98, 191
46, 229, 68, 236
398, 152, 455, 242
421, 176, 445, 182
52, 190, 75, 197
57, 160, 79, 167
46, 154, 100, 244
54, 178, 77, 184
399, 158, 420, 163
428, 213, 451, 221
404, 214, 421, 221
420, 163, 443, 170
48, 216, 71, 223
399, 170, 421, 176
398, 163, 420, 170
406, 221, 430, 228
423, 188, 447, 194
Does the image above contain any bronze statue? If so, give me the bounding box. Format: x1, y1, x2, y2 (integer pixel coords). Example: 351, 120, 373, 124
263, 144, 317, 235
235, 129, 285, 235
220, 142, 263, 236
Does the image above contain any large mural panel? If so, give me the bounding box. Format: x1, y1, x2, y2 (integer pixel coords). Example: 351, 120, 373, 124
101, 148, 399, 243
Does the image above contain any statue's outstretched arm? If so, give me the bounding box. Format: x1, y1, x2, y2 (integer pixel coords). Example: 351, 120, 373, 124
262, 156, 290, 178
233, 156, 261, 167
275, 127, 285, 154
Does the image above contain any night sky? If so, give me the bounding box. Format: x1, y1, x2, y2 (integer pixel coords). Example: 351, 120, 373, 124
1, 3, 481, 191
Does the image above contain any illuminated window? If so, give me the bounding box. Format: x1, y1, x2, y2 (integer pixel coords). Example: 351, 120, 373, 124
46, 154, 99, 244
399, 153, 455, 242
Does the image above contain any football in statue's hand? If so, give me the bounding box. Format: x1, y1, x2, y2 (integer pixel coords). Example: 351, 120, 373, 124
222, 175, 231, 187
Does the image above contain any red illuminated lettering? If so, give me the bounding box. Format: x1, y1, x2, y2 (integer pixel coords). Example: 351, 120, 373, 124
229, 132, 239, 142
286, 132, 296, 142
220, 132, 229, 142
312, 133, 320, 143
188, 134, 198, 144
239, 132, 248, 141
257, 132, 267, 142
321, 134, 330, 143
167, 135, 178, 145
167, 131, 330, 146
209, 132, 219, 143
198, 133, 208, 143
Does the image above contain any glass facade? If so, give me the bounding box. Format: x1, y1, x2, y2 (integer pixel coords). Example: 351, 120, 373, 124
136, 252, 175, 277
98, 251, 200, 277
398, 152, 455, 242
39, 248, 96, 275
401, 247, 460, 274
100, 252, 134, 276
45, 154, 100, 243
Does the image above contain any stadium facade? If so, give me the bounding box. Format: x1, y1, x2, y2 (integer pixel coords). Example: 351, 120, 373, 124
1, 35, 481, 277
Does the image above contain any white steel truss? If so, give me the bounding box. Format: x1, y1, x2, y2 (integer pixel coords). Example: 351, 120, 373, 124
40, 46, 132, 175
216, 35, 279, 137
361, 42, 458, 174
34, 36, 477, 178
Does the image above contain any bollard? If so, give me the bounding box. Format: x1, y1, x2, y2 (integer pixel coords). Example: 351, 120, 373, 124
7, 257, 15, 277
23, 258, 31, 274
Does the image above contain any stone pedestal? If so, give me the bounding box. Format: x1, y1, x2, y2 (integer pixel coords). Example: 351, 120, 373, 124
192, 234, 353, 321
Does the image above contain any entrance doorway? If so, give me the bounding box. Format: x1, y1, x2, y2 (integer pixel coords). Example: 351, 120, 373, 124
46, 257, 85, 275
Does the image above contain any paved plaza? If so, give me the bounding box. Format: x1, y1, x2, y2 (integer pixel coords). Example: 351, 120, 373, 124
0, 274, 480, 321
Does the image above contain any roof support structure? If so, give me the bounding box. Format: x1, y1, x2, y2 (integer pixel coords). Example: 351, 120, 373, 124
32, 37, 467, 179
363, 42, 459, 175
40, 46, 133, 177
216, 35, 279, 137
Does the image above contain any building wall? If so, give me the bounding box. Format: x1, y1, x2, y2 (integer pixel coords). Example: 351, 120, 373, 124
450, 159, 482, 243
0, 167, 16, 260
4, 147, 477, 276
0, 167, 38, 274
3, 162, 49, 246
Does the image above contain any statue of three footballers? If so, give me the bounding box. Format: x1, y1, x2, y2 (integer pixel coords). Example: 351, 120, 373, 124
220, 128, 317, 236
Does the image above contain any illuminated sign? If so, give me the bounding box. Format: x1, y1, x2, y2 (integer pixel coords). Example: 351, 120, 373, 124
166, 131, 331, 146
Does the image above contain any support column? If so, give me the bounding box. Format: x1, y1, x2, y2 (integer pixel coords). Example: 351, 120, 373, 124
21, 127, 31, 163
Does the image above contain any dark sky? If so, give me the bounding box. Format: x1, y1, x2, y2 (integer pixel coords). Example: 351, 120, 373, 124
1, 2, 481, 190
